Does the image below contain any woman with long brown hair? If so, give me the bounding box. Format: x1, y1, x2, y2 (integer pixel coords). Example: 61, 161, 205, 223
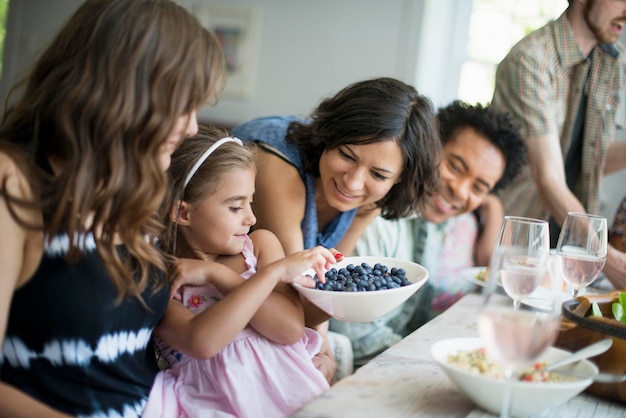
0, 0, 227, 416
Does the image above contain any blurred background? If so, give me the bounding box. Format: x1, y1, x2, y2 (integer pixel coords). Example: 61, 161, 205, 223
0, 0, 624, 222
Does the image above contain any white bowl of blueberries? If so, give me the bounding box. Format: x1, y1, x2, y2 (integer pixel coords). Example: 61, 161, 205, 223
294, 256, 429, 322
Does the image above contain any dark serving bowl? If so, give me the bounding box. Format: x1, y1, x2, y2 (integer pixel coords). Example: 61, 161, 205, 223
557, 291, 626, 404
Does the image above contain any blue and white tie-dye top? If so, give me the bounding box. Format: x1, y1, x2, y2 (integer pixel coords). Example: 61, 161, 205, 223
1, 232, 169, 418
230, 116, 357, 249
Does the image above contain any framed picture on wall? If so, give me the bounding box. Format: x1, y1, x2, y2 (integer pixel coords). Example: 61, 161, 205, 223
193, 4, 263, 100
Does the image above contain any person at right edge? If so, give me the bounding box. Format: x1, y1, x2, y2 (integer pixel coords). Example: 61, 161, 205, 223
490, 0, 626, 288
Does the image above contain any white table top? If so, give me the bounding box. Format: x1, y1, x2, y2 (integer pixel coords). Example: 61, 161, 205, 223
291, 292, 626, 418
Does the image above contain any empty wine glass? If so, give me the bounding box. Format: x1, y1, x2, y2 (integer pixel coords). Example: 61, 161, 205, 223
556, 212, 607, 298
494, 216, 551, 310
479, 245, 562, 418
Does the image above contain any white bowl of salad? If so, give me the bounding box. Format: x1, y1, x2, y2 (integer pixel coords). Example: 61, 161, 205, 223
431, 337, 597, 417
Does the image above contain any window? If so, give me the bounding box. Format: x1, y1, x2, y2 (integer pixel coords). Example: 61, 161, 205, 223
458, 0, 568, 105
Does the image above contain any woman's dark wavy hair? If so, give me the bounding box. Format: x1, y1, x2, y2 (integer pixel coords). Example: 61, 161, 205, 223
437, 100, 526, 192
286, 77, 441, 219
0, 0, 226, 301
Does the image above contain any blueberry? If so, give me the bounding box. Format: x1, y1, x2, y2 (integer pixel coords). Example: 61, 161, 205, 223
313, 261, 411, 292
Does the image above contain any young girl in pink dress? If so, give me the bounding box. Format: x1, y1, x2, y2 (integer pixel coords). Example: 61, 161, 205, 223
143, 126, 335, 418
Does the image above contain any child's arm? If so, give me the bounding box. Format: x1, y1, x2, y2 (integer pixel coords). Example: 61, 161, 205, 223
167, 231, 310, 345
155, 246, 337, 359
473, 194, 504, 266
247, 229, 306, 345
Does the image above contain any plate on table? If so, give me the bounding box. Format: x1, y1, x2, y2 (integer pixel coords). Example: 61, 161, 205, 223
460, 266, 490, 287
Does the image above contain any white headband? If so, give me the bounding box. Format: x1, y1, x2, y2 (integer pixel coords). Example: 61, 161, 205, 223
183, 136, 243, 189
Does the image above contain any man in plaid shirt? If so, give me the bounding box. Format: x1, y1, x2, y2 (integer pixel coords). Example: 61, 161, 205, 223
491, 0, 626, 288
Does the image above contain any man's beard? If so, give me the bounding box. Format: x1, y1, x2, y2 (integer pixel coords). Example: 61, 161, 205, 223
584, 0, 620, 45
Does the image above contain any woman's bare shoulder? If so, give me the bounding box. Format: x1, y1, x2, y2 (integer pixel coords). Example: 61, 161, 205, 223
255, 149, 305, 198
0, 150, 35, 199
255, 144, 301, 175
0, 149, 44, 288
248, 229, 285, 266
249, 229, 283, 252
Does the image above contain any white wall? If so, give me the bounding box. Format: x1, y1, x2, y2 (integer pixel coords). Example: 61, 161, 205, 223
0, 0, 429, 127
0, 0, 469, 125
180, 0, 427, 126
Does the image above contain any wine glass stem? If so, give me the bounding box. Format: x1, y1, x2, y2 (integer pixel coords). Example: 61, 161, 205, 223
513, 299, 520, 311
501, 366, 514, 418
572, 288, 579, 298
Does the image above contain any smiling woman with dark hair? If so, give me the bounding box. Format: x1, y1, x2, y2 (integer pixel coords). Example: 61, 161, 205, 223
330, 100, 526, 369
231, 77, 441, 254
230, 77, 442, 382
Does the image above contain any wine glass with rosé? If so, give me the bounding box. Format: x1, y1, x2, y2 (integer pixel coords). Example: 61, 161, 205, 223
494, 216, 551, 310
478, 220, 561, 418
556, 212, 607, 298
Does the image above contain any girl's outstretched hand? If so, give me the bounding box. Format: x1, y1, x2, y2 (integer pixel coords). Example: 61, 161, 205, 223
273, 246, 343, 288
